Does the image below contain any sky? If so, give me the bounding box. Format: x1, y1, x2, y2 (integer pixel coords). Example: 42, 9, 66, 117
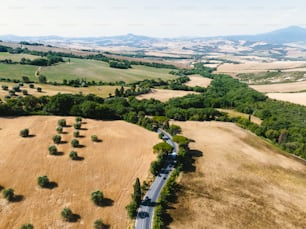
1, 0, 306, 38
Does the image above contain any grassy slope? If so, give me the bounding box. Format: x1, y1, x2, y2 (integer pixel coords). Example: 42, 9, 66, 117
0, 52, 41, 61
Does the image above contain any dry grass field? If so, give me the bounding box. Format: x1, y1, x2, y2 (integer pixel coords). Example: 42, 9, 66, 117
266, 92, 306, 106
0, 82, 120, 100
185, 75, 212, 88
250, 81, 306, 93
217, 61, 306, 73
136, 89, 197, 102
217, 109, 262, 125
169, 121, 306, 229
0, 116, 160, 229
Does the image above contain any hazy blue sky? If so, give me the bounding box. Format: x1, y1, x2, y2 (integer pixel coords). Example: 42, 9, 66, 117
1, 0, 306, 37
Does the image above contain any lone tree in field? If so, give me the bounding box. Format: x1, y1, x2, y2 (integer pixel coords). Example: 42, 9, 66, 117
3, 188, 14, 202
56, 126, 63, 134
20, 224, 34, 229
20, 128, 29, 137
91, 135, 99, 142
74, 122, 82, 130
58, 119, 67, 127
48, 145, 58, 155
37, 176, 50, 188
91, 190, 104, 206
73, 130, 80, 138
94, 219, 104, 229
61, 207, 74, 222
69, 151, 79, 160
52, 135, 61, 144
71, 139, 79, 148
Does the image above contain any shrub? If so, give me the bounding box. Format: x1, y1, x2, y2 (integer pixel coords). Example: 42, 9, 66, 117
2, 85, 8, 91
73, 130, 80, 138
69, 151, 78, 160
58, 119, 66, 127
61, 208, 73, 222
91, 190, 104, 206
56, 126, 63, 134
22, 90, 28, 95
48, 145, 57, 155
37, 176, 49, 188
76, 117, 82, 122
73, 122, 81, 130
9, 90, 15, 96
71, 139, 79, 147
29, 84, 34, 89
91, 135, 98, 142
3, 188, 14, 201
94, 219, 103, 229
20, 128, 29, 137
20, 224, 34, 229
37, 87, 42, 92
52, 135, 61, 144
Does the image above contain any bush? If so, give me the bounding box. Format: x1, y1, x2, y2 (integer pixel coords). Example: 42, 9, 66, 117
56, 126, 63, 134
91, 135, 98, 142
22, 90, 28, 95
3, 188, 14, 201
58, 119, 66, 127
91, 190, 104, 206
69, 151, 78, 160
37, 87, 42, 92
52, 135, 61, 144
73, 130, 80, 138
29, 84, 34, 89
20, 224, 34, 229
48, 145, 57, 155
2, 85, 8, 91
71, 139, 79, 147
61, 208, 73, 222
37, 176, 49, 188
94, 219, 104, 229
20, 128, 29, 137
74, 122, 81, 130
76, 117, 82, 122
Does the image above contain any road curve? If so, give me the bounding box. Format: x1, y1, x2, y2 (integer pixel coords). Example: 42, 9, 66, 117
134, 129, 177, 229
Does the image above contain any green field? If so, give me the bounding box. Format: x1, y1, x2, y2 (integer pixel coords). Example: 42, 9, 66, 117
0, 52, 41, 61
0, 57, 176, 83
40, 58, 176, 83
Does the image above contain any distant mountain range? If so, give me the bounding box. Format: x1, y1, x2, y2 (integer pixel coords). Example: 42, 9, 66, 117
1, 26, 306, 45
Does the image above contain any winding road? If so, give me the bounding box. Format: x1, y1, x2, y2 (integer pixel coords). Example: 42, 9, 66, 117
135, 129, 178, 229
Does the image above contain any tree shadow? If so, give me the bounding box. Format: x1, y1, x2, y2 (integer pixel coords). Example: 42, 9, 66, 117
183, 149, 203, 173
75, 144, 85, 148
78, 135, 85, 138
27, 134, 36, 138
59, 140, 68, 144
72, 156, 84, 161
53, 151, 64, 156
69, 213, 81, 223
62, 131, 68, 134
93, 139, 103, 143
101, 198, 114, 207
12, 194, 24, 202
46, 181, 58, 189
65, 125, 72, 128
0, 185, 3, 191
101, 223, 110, 229
80, 128, 88, 131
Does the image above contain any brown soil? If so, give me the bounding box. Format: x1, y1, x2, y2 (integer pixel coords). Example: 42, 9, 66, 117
0, 116, 160, 229
185, 75, 212, 88
169, 121, 306, 229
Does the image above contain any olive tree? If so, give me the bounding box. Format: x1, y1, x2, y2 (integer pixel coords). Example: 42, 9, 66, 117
20, 224, 34, 229
61, 207, 73, 222
71, 139, 79, 148
56, 126, 63, 134
94, 219, 104, 229
37, 176, 49, 188
20, 129, 30, 137
69, 151, 78, 160
91, 190, 104, 206
73, 130, 80, 138
58, 119, 67, 127
48, 145, 58, 155
3, 188, 14, 201
91, 135, 99, 142
52, 135, 61, 144
73, 122, 81, 130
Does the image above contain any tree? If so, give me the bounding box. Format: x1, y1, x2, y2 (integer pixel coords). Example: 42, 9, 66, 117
74, 122, 81, 130
91, 135, 98, 142
73, 130, 80, 138
69, 151, 78, 160
22, 76, 30, 83
58, 119, 67, 127
37, 87, 42, 92
133, 178, 141, 206
37, 176, 49, 188
76, 117, 82, 122
71, 139, 79, 147
29, 84, 34, 89
94, 219, 104, 229
56, 126, 63, 134
20, 128, 29, 137
168, 124, 182, 136
20, 224, 34, 229
22, 90, 28, 95
48, 145, 57, 155
38, 75, 47, 84
52, 135, 61, 144
3, 188, 14, 201
91, 190, 104, 206
126, 200, 138, 218
61, 208, 73, 222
